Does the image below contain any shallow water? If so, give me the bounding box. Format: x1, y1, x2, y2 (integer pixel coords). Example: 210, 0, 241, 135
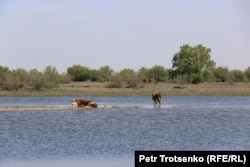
0, 96, 250, 166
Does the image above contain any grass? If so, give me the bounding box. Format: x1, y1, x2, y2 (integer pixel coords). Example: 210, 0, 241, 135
0, 81, 250, 96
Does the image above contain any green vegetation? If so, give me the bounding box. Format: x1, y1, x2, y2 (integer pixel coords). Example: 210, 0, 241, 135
170, 44, 215, 84
1, 44, 250, 95
0, 65, 71, 91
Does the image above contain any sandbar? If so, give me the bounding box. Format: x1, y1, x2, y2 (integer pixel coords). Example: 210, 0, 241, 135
0, 106, 75, 112
0, 105, 145, 111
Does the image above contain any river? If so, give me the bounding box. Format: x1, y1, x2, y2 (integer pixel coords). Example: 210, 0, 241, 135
0, 96, 250, 166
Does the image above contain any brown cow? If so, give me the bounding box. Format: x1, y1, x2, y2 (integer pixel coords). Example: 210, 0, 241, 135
152, 92, 162, 108
72, 99, 98, 108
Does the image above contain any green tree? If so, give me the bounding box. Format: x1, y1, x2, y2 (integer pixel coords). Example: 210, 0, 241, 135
148, 65, 168, 83
28, 69, 46, 90
171, 44, 216, 84
88, 69, 100, 82
3, 68, 28, 90
213, 66, 230, 82
230, 70, 245, 82
120, 68, 139, 87
118, 68, 136, 81
0, 66, 10, 86
44, 65, 59, 88
138, 67, 150, 83
107, 68, 140, 88
97, 65, 114, 82
244, 67, 250, 82
0, 66, 9, 73
67, 65, 91, 81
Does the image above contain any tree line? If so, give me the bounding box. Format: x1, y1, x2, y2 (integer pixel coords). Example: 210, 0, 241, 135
1, 44, 250, 91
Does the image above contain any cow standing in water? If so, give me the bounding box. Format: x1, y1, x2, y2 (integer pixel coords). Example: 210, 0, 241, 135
152, 92, 162, 108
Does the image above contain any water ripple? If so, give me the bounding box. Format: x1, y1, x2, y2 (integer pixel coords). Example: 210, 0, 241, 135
1, 96, 250, 163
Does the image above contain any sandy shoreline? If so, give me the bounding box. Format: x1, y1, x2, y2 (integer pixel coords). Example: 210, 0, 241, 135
0, 105, 145, 111
0, 106, 77, 112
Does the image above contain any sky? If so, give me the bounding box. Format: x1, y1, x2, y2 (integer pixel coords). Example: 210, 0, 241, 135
1, 0, 249, 73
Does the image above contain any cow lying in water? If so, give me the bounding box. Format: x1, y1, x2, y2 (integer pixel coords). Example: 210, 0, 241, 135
72, 99, 98, 108
152, 92, 162, 108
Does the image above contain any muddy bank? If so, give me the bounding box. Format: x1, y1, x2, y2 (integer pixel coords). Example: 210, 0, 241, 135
0, 105, 145, 111
0, 106, 75, 111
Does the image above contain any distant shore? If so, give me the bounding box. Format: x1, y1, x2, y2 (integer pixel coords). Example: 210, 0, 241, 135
1, 82, 250, 96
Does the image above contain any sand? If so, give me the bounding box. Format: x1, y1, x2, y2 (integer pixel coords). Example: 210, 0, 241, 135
0, 105, 145, 112
0, 106, 77, 112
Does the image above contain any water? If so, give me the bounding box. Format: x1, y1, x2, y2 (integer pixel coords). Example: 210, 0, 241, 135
0, 96, 250, 166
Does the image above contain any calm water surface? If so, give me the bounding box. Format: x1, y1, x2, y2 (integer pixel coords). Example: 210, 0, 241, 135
0, 96, 250, 167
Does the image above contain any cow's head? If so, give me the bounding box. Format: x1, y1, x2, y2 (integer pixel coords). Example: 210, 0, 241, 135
72, 99, 78, 106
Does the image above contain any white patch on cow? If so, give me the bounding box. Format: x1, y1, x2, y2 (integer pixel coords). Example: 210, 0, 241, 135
88, 101, 96, 105
72, 101, 77, 106
84, 105, 92, 109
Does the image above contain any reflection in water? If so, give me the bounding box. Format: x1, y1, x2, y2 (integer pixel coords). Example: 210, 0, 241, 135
1, 96, 250, 167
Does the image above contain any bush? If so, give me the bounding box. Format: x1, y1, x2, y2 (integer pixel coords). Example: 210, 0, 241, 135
67, 65, 91, 81
3, 68, 28, 91
28, 68, 71, 90
0, 66, 10, 86
230, 70, 245, 82
28, 69, 46, 90
98, 66, 113, 82
43, 66, 59, 88
107, 68, 142, 88
57, 73, 72, 84
244, 67, 250, 82
148, 65, 168, 83
106, 75, 124, 88
213, 66, 230, 82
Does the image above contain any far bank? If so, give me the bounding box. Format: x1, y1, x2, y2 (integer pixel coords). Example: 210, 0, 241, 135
0, 82, 250, 96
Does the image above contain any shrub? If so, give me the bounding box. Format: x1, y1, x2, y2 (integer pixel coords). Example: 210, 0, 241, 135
230, 70, 245, 82
244, 67, 250, 82
3, 68, 28, 91
67, 65, 91, 81
106, 75, 124, 88
213, 66, 230, 82
28, 69, 46, 90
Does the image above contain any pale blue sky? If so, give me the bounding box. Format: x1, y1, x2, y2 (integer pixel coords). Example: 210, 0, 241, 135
1, 0, 249, 72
